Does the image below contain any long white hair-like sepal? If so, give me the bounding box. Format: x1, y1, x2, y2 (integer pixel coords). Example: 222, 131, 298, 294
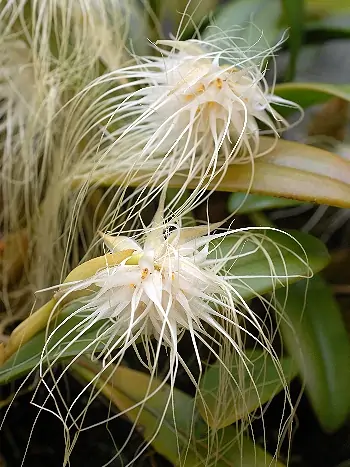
72, 34, 302, 225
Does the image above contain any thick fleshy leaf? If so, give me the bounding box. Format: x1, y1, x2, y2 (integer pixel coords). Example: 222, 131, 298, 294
197, 349, 297, 429
73, 359, 285, 466
4, 299, 56, 361
275, 82, 350, 110
183, 138, 350, 208
277, 275, 350, 432
203, 0, 282, 51
0, 302, 109, 384
73, 360, 201, 465
1, 250, 134, 364
210, 229, 329, 300
228, 193, 301, 214
91, 138, 350, 208
211, 426, 285, 467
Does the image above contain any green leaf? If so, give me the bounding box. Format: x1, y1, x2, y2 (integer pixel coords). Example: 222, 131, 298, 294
90, 137, 350, 208
281, 0, 305, 80
228, 193, 301, 214
210, 229, 329, 300
73, 361, 202, 465
73, 360, 285, 466
277, 275, 350, 432
275, 82, 350, 111
198, 349, 297, 429
204, 0, 282, 51
183, 138, 350, 209
209, 426, 286, 467
0, 302, 108, 385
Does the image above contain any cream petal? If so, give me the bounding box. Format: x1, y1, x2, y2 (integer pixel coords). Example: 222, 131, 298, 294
100, 233, 142, 253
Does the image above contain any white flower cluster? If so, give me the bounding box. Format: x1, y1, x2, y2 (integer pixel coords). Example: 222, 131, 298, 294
0, 5, 306, 466
51, 195, 309, 376
57, 206, 251, 361
72, 35, 300, 227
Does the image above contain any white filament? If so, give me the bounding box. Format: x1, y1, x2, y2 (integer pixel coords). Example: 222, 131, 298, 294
68, 34, 302, 237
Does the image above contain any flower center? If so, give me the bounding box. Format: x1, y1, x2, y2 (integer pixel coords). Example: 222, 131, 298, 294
183, 77, 224, 102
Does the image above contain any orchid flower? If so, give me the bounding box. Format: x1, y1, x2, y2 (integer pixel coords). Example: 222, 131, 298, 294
70, 32, 302, 232
29, 196, 311, 466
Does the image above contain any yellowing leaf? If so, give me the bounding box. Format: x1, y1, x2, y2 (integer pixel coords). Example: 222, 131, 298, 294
83, 137, 350, 208
183, 138, 350, 208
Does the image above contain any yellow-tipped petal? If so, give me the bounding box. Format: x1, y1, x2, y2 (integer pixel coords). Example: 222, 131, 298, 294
99, 232, 140, 253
